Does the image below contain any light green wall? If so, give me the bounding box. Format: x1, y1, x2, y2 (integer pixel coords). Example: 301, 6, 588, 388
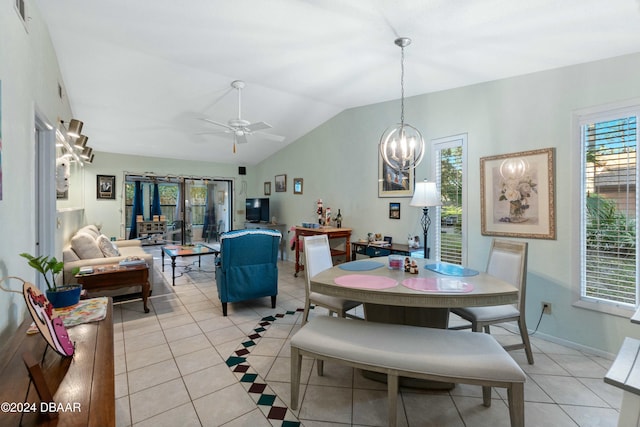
3, 0, 640, 354
255, 53, 640, 355
0, 3, 73, 343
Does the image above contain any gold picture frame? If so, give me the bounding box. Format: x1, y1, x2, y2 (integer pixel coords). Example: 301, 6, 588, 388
264, 181, 271, 196
275, 174, 287, 192
293, 178, 303, 195
378, 150, 414, 198
480, 147, 556, 239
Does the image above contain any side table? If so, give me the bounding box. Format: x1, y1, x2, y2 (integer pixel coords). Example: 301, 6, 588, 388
76, 263, 150, 313
294, 226, 352, 277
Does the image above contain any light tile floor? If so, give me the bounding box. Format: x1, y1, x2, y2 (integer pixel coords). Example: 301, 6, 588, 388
113, 247, 622, 426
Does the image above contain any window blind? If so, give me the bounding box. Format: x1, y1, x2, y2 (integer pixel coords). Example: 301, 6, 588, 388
582, 116, 638, 306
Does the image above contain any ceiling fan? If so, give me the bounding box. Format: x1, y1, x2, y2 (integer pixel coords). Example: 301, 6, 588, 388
200, 80, 285, 152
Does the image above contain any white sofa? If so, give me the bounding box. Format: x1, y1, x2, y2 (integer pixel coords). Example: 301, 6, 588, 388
63, 225, 154, 294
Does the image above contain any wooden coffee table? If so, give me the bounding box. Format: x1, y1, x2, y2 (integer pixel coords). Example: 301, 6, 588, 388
76, 263, 150, 313
161, 244, 219, 286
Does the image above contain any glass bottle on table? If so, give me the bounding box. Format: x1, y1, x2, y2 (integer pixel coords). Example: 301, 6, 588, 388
335, 209, 343, 228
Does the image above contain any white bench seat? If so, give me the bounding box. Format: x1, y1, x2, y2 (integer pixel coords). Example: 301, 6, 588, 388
290, 316, 526, 427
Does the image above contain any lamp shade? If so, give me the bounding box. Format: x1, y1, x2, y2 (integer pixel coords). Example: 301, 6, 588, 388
80, 147, 93, 159
67, 119, 83, 138
74, 135, 88, 149
410, 180, 442, 207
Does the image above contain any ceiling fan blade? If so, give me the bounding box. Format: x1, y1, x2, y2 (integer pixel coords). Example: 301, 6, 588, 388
245, 121, 272, 132
201, 117, 234, 130
236, 133, 249, 144
194, 130, 231, 136
254, 131, 286, 142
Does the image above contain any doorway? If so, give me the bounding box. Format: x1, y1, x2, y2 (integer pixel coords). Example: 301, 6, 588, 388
35, 113, 56, 290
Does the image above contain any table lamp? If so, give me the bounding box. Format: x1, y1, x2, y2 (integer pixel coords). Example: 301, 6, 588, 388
410, 180, 442, 259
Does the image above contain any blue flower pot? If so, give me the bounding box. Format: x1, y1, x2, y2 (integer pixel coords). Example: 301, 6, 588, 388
46, 285, 82, 309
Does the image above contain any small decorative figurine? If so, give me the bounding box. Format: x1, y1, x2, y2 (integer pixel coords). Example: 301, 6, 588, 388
404, 257, 419, 274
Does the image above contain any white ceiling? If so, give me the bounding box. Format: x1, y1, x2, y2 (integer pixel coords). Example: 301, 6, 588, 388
34, 0, 640, 165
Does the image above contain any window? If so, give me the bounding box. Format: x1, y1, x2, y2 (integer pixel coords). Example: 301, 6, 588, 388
433, 134, 467, 265
578, 107, 639, 310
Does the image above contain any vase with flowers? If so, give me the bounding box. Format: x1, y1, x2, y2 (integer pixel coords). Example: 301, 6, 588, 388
498, 175, 537, 223
20, 253, 82, 308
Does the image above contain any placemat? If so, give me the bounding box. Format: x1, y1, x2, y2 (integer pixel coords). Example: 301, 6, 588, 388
338, 261, 385, 271
334, 274, 397, 289
425, 262, 479, 276
401, 277, 474, 293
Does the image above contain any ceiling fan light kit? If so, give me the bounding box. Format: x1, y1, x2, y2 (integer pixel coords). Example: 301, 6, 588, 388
379, 37, 425, 172
201, 80, 285, 153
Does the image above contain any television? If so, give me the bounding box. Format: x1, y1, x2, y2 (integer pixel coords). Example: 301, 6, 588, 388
245, 198, 270, 223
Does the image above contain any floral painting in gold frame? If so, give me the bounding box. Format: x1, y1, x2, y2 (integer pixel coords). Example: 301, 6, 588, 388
480, 147, 556, 239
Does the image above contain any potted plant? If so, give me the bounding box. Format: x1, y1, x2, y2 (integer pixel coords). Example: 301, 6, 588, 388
20, 253, 82, 308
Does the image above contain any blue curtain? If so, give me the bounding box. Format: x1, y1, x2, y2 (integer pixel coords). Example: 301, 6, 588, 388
151, 183, 161, 218
128, 181, 144, 239
202, 183, 216, 240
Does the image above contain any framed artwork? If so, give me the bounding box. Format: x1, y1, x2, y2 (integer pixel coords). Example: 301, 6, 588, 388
389, 202, 401, 219
97, 175, 116, 199
264, 181, 271, 196
293, 178, 303, 194
481, 147, 556, 239
275, 174, 287, 192
378, 150, 414, 198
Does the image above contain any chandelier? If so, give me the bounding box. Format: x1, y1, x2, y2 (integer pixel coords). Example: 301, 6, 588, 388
379, 37, 425, 172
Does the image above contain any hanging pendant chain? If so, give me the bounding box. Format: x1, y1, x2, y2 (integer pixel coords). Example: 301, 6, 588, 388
400, 45, 405, 127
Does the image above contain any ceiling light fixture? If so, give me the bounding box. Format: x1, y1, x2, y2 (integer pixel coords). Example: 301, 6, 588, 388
379, 37, 425, 172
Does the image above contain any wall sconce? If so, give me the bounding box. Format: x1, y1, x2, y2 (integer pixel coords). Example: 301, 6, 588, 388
57, 119, 95, 166
74, 135, 88, 149
67, 119, 83, 138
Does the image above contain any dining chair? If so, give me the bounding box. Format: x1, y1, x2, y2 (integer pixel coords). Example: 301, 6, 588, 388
450, 239, 534, 364
302, 234, 362, 324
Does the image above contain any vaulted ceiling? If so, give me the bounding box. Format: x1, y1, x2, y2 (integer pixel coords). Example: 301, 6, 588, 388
34, 0, 640, 165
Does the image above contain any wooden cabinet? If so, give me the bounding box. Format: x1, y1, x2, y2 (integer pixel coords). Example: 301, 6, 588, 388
294, 226, 352, 277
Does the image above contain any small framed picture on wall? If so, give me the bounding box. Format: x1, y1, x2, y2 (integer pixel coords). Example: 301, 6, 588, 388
97, 175, 116, 199
389, 202, 400, 219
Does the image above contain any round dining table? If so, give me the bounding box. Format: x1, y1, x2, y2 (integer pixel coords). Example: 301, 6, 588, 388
309, 257, 518, 329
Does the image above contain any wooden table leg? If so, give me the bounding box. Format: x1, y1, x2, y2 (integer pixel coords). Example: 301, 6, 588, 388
141, 280, 150, 313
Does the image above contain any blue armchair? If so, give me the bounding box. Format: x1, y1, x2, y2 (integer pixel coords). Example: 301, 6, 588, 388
215, 229, 281, 316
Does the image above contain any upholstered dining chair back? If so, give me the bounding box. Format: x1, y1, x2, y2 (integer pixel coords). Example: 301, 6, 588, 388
303, 234, 333, 282
301, 234, 362, 324
486, 239, 528, 310
450, 238, 534, 364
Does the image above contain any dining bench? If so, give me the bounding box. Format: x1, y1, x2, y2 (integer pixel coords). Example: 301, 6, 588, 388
290, 316, 526, 427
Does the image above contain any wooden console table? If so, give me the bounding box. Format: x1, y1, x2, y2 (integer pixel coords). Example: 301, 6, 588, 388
0, 301, 114, 427
294, 226, 352, 277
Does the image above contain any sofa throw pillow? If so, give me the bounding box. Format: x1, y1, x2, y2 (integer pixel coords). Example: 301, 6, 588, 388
97, 234, 120, 257
78, 225, 100, 240
70, 232, 104, 259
